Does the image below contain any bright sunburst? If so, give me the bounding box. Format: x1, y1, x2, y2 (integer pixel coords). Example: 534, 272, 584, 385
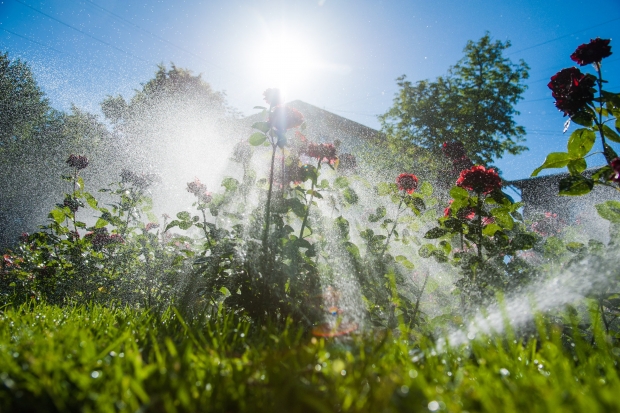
253, 32, 317, 93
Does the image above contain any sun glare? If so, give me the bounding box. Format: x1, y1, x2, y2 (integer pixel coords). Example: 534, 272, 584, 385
253, 33, 317, 92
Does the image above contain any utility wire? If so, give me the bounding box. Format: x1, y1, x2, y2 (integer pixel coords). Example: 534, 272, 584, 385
1, 27, 63, 53
506, 16, 620, 56
11, 0, 149, 63
74, 0, 242, 79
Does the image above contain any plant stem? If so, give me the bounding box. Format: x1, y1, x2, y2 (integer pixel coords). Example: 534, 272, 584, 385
595, 68, 611, 166
200, 209, 213, 247
476, 191, 483, 261
380, 197, 404, 257
411, 272, 429, 327
599, 297, 610, 334
262, 138, 277, 253
299, 159, 321, 239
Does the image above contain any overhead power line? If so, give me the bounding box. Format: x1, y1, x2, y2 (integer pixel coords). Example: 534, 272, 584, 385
75, 0, 241, 79
1, 27, 63, 53
11, 0, 149, 63
506, 16, 620, 56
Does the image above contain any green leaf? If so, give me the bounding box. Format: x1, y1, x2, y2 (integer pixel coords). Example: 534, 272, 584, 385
559, 176, 594, 196
333, 176, 349, 189
221, 177, 239, 192
595, 201, 620, 223
531, 152, 571, 177
307, 190, 323, 199
177, 211, 191, 221
178, 221, 193, 230
418, 181, 433, 197
424, 227, 449, 239
334, 216, 350, 239
248, 132, 267, 146
84, 192, 99, 209
368, 206, 386, 223
342, 188, 359, 205
418, 244, 435, 258
571, 111, 594, 127
49, 208, 65, 224
251, 122, 271, 133
616, 117, 620, 134
165, 220, 181, 231
482, 223, 502, 236
567, 158, 587, 175
449, 186, 469, 200
567, 128, 595, 158
77, 176, 85, 190
512, 233, 536, 250
95, 218, 108, 229
602, 124, 620, 143
377, 182, 396, 196
491, 211, 514, 230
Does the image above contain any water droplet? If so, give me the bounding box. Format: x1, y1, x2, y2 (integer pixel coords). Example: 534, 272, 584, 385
409, 369, 418, 378
340, 370, 346, 376
428, 401, 440, 411
500, 368, 510, 376
90, 371, 100, 379
400, 385, 409, 394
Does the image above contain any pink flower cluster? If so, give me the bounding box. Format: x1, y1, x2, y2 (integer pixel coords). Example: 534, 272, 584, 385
186, 178, 212, 204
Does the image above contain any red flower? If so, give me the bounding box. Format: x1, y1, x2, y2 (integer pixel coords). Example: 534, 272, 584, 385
442, 141, 467, 160
396, 173, 419, 194
66, 154, 89, 170
304, 143, 338, 164
548, 67, 596, 117
570, 38, 612, 66
269, 105, 304, 131
456, 165, 501, 194
263, 88, 283, 106
610, 158, 620, 182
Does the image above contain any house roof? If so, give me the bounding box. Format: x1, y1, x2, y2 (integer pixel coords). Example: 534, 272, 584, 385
509, 167, 603, 189
241, 100, 383, 142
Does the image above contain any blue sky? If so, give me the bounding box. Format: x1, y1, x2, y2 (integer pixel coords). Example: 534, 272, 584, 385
1, 0, 619, 180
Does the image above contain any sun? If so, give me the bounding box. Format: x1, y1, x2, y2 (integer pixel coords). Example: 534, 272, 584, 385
253, 32, 317, 93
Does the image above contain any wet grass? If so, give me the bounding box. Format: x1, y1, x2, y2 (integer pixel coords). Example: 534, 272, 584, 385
0, 302, 619, 412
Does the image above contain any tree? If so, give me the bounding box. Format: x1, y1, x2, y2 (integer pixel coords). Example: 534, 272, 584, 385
100, 64, 237, 196
0, 53, 117, 248
379, 33, 530, 167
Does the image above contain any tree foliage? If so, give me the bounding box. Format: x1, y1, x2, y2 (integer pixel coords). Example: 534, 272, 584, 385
379, 33, 530, 166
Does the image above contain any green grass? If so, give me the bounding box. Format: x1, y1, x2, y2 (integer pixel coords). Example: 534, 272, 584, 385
0, 303, 619, 412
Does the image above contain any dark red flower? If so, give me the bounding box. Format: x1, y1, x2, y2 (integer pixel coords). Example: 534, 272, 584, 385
610, 158, 620, 182
85, 228, 123, 251
570, 38, 612, 66
269, 105, 304, 132
396, 173, 419, 194
263, 88, 283, 106
456, 165, 501, 194
63, 197, 80, 213
305, 143, 338, 164
452, 156, 474, 173
442, 141, 467, 160
66, 154, 89, 170
548, 67, 596, 117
